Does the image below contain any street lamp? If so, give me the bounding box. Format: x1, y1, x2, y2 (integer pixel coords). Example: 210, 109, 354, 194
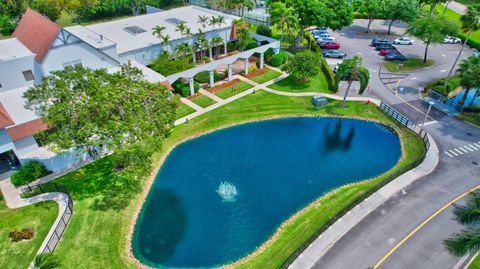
422, 101, 434, 128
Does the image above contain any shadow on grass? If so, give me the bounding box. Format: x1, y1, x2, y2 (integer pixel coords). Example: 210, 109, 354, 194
55, 157, 144, 211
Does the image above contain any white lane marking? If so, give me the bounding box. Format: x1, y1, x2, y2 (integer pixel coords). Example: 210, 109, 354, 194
449, 150, 458, 156
442, 54, 446, 58
460, 147, 469, 153
423, 120, 438, 126
411, 77, 417, 80
454, 149, 464, 155
440, 69, 447, 72
476, 142, 480, 147
470, 144, 479, 150
463, 145, 474, 152
445, 151, 453, 157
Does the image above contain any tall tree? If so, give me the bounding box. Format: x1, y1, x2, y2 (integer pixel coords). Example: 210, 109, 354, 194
152, 25, 166, 39
197, 15, 209, 29
407, 15, 458, 63
420, 0, 447, 14
239, 0, 256, 17
210, 35, 224, 58
334, 56, 370, 108
72, 0, 100, 24
128, 0, 144, 16
456, 56, 480, 106
283, 50, 322, 81
384, 0, 420, 35
444, 4, 480, 88
268, 2, 298, 49
23, 64, 176, 170
444, 191, 480, 256
353, 0, 387, 33
160, 34, 172, 55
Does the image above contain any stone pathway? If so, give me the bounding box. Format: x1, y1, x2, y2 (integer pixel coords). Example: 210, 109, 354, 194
199, 88, 223, 102
180, 97, 203, 111
447, 1, 467, 15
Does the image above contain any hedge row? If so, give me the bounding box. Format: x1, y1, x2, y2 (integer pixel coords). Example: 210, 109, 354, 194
173, 80, 200, 97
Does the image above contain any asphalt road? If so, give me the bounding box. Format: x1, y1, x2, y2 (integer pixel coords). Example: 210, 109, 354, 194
310, 20, 480, 269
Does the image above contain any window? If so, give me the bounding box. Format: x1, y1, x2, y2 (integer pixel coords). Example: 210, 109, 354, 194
22, 70, 34, 81
165, 18, 186, 26
72, 60, 82, 67
124, 26, 147, 35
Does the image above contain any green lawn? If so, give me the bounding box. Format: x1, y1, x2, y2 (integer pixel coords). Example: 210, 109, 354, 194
438, 5, 480, 49
0, 197, 58, 269
191, 94, 216, 108
248, 68, 282, 84
214, 81, 254, 99
176, 103, 196, 119
33, 90, 425, 269
383, 58, 435, 72
457, 112, 480, 127
469, 254, 480, 269
268, 73, 330, 93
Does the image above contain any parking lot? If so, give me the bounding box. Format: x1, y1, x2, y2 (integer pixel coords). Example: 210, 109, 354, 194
322, 19, 476, 99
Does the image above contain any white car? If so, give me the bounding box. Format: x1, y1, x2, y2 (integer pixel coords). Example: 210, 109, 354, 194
474, 51, 479, 57
444, 36, 462, 44
393, 37, 414, 45
316, 36, 336, 42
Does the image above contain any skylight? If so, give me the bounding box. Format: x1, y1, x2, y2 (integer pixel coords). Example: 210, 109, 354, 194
165, 18, 187, 26
123, 26, 147, 35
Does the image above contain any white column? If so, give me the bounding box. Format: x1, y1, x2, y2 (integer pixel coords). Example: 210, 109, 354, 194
209, 70, 215, 88
259, 52, 264, 69
244, 59, 249, 75
228, 64, 233, 81
208, 47, 213, 58
224, 43, 227, 54
192, 50, 197, 63
189, 78, 195, 96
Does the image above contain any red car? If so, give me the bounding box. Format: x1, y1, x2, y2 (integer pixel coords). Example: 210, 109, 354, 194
320, 41, 340, 49
379, 49, 400, 56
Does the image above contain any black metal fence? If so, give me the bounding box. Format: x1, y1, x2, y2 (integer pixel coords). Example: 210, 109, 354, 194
281, 102, 430, 268
21, 182, 73, 253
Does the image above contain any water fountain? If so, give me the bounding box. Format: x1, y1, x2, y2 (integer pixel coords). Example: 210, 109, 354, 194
217, 181, 238, 202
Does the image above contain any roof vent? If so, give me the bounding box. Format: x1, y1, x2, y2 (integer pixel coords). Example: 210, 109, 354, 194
123, 26, 147, 35
165, 18, 186, 26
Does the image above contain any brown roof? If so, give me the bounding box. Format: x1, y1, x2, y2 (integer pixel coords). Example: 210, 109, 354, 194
7, 119, 48, 141
161, 81, 173, 91
12, 9, 60, 63
0, 103, 15, 129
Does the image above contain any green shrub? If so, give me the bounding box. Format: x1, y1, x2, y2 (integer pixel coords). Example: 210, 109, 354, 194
424, 76, 461, 96
150, 55, 194, 76
278, 51, 289, 64
270, 54, 285, 67
194, 71, 224, 83
172, 80, 200, 97
256, 25, 272, 37
464, 106, 480, 113
227, 42, 237, 52
34, 253, 60, 269
0, 15, 16, 35
321, 57, 336, 92
10, 161, 52, 187
246, 41, 259, 50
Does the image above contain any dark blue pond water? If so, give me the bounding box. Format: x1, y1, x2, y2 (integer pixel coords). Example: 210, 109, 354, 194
132, 117, 401, 268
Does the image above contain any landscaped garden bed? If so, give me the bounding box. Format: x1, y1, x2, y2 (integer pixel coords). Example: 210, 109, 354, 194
208, 79, 254, 99
190, 94, 217, 108
383, 58, 435, 72
33, 90, 426, 269
175, 103, 196, 119
268, 73, 330, 93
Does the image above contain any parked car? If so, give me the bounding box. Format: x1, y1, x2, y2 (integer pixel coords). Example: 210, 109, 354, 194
444, 36, 462, 44
316, 36, 336, 43
333, 61, 343, 73
323, 50, 346, 58
474, 50, 479, 57
375, 43, 396, 51
311, 28, 328, 36
320, 41, 340, 49
379, 49, 400, 56
393, 37, 414, 45
371, 38, 392, 46
385, 53, 407, 61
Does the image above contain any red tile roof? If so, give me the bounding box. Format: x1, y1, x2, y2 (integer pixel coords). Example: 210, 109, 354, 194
7, 119, 48, 141
0, 103, 15, 129
12, 9, 60, 63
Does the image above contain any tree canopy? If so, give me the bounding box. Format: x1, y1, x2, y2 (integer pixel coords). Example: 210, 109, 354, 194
24, 64, 177, 171
457, 56, 480, 106
353, 0, 387, 33
384, 0, 421, 34
334, 56, 370, 107
282, 50, 322, 81
407, 15, 458, 62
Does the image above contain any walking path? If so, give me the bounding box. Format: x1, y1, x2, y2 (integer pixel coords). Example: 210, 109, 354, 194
199, 88, 223, 102
447, 1, 468, 15
180, 97, 203, 111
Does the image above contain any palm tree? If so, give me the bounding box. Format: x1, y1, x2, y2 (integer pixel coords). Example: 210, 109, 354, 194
176, 42, 190, 58
269, 2, 298, 50
444, 4, 480, 88
160, 34, 172, 55
211, 36, 224, 58
183, 27, 196, 63
175, 22, 187, 39
152, 25, 166, 39
239, 0, 256, 17
211, 16, 228, 53
444, 191, 480, 256
237, 28, 251, 51
33, 253, 60, 269
198, 15, 209, 29
456, 56, 480, 106
335, 56, 370, 108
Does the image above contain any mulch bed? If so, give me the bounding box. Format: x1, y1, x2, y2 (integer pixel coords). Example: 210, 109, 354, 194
207, 79, 241, 93
244, 67, 269, 79
186, 92, 203, 100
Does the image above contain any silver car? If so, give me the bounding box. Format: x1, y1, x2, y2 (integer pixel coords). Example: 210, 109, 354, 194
323, 50, 346, 58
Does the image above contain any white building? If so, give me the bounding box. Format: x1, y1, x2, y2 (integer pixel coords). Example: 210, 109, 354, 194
0, 6, 279, 174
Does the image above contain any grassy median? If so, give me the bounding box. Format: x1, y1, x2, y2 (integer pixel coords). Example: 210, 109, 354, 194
31, 90, 425, 269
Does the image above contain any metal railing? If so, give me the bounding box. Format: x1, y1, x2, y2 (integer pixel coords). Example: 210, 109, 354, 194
21, 182, 73, 253
424, 91, 464, 116
281, 102, 430, 268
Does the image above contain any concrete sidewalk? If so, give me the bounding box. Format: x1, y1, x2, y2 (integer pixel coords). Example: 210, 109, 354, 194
289, 134, 439, 269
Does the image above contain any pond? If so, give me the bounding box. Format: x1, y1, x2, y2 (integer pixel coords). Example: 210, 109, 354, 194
132, 117, 401, 268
